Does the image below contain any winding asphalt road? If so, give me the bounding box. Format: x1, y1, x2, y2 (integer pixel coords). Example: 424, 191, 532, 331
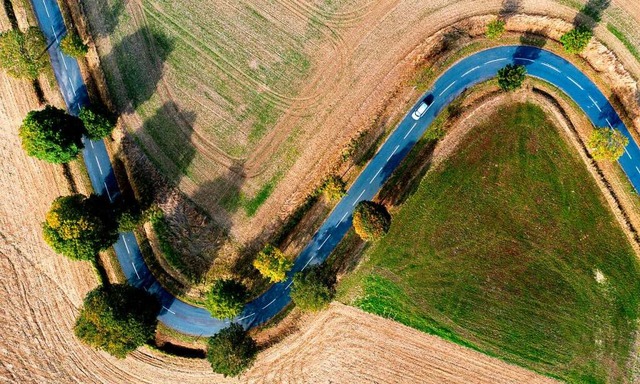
31, 0, 640, 336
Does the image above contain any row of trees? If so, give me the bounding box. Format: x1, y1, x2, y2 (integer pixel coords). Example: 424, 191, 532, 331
20, 104, 116, 164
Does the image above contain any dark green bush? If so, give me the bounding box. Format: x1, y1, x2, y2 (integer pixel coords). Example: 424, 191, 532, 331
207, 324, 258, 377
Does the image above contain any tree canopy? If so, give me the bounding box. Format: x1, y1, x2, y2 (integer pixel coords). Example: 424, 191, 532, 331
74, 284, 160, 358
253, 244, 292, 283
497, 64, 526, 91
0, 27, 47, 80
42, 194, 118, 261
560, 27, 593, 54
60, 32, 88, 58
290, 266, 334, 312
486, 19, 505, 39
78, 104, 117, 140
321, 175, 346, 201
352, 200, 391, 241
205, 279, 249, 319
19, 105, 85, 163
207, 324, 258, 377
587, 127, 628, 161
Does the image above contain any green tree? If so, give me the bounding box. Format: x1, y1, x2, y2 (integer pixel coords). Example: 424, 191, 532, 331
253, 244, 292, 283
352, 200, 391, 241
74, 284, 160, 358
42, 194, 118, 261
560, 27, 593, 53
19, 105, 85, 163
497, 64, 526, 91
205, 279, 248, 319
0, 27, 47, 80
290, 266, 334, 312
587, 127, 628, 161
78, 105, 116, 140
486, 19, 506, 39
207, 324, 258, 377
321, 175, 346, 201
60, 32, 88, 58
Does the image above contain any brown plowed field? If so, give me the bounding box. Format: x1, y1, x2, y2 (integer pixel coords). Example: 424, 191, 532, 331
3, 0, 640, 382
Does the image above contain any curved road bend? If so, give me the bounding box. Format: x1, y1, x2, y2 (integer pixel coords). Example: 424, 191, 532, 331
31, 0, 640, 336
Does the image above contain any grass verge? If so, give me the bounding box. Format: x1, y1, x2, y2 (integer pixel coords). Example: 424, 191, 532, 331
338, 102, 640, 383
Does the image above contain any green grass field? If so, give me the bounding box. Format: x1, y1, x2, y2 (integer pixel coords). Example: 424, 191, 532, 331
338, 103, 640, 383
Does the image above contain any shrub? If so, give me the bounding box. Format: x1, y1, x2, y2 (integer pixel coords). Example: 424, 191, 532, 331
497, 64, 526, 91
19, 105, 85, 163
321, 175, 346, 201
74, 284, 160, 358
560, 27, 593, 54
486, 19, 505, 39
253, 245, 292, 283
205, 279, 248, 319
207, 324, 258, 377
588, 127, 628, 161
352, 200, 391, 241
60, 32, 88, 58
42, 194, 118, 261
290, 266, 334, 312
78, 105, 117, 140
0, 27, 47, 79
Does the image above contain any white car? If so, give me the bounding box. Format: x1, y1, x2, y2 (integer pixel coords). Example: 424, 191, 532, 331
411, 101, 430, 120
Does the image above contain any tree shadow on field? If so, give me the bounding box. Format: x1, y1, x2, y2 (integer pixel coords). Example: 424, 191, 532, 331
499, 0, 522, 20
84, 0, 126, 37
520, 30, 548, 48
573, 0, 611, 29
104, 26, 175, 112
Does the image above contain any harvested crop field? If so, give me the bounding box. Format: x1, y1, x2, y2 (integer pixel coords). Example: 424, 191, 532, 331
338, 102, 640, 382
77, 0, 640, 244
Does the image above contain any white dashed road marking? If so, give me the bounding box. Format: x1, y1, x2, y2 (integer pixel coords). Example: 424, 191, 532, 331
319, 234, 331, 249
50, 25, 58, 43
515, 57, 534, 62
339, 211, 349, 223
237, 313, 255, 321
301, 256, 314, 271
370, 167, 384, 184
484, 58, 507, 65
540, 62, 560, 72
588, 95, 602, 112
461, 66, 480, 77
163, 306, 176, 315
262, 298, 276, 309
404, 122, 417, 140
625, 147, 632, 159
285, 280, 293, 289
103, 182, 112, 202
42, 0, 50, 17
122, 235, 131, 254
90, 140, 95, 149
387, 145, 400, 161
59, 52, 68, 69
566, 76, 584, 90
132, 262, 141, 279
352, 189, 366, 205
438, 81, 456, 97
605, 118, 614, 129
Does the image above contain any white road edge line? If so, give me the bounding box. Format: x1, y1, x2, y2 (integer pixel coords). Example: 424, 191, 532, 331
403, 122, 417, 140
387, 145, 400, 161
588, 95, 602, 112
370, 167, 384, 184
236, 313, 255, 321
162, 306, 176, 315
438, 81, 456, 97
103, 182, 112, 202
566, 76, 584, 90
352, 189, 366, 206
261, 298, 277, 309
121, 234, 131, 254
318, 234, 332, 249
461, 66, 480, 77
484, 58, 507, 65
605, 118, 614, 129
540, 62, 560, 72
131, 262, 141, 279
